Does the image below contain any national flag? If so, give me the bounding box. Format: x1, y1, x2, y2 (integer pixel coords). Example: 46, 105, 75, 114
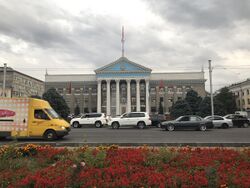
68, 82, 72, 94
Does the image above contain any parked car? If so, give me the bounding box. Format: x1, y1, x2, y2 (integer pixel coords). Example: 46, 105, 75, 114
70, 113, 107, 128
224, 114, 249, 128
150, 114, 166, 127
108, 112, 151, 129
204, 115, 233, 128
161, 115, 213, 131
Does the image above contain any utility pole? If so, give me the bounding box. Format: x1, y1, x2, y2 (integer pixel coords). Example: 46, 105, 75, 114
208, 60, 214, 118
2, 63, 7, 97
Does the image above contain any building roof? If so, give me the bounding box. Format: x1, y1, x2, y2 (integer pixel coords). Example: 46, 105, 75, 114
228, 78, 250, 89
95, 56, 152, 73
0, 66, 44, 83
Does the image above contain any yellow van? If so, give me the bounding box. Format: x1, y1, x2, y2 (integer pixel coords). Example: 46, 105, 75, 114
0, 98, 70, 140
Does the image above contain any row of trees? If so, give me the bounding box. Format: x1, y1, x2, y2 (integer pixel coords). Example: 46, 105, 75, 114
33, 87, 237, 120
170, 87, 237, 118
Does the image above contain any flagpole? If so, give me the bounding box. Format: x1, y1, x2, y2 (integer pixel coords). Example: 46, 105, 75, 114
121, 26, 125, 57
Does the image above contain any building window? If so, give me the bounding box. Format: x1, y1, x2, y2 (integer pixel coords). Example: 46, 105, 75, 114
248, 99, 250, 105
132, 97, 136, 103
150, 88, 156, 93
177, 88, 182, 93
151, 107, 156, 113
247, 89, 250, 95
242, 99, 245, 105
74, 88, 81, 94
168, 88, 173, 92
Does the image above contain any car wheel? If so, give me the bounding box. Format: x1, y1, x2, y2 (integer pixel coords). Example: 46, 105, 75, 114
137, 122, 146, 129
243, 123, 249, 128
111, 122, 120, 129
222, 123, 229, 129
199, 124, 207, 131
156, 122, 162, 128
72, 121, 80, 128
95, 121, 102, 128
44, 130, 57, 141
166, 124, 174, 131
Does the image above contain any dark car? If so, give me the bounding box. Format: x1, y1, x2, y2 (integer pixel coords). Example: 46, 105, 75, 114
150, 114, 166, 127
161, 115, 213, 131
224, 114, 249, 128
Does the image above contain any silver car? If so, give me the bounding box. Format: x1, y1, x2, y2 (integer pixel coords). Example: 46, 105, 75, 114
204, 115, 233, 128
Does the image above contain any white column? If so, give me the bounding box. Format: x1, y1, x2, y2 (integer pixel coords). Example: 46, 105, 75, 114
136, 79, 140, 112
146, 79, 150, 113
97, 80, 101, 113
126, 79, 131, 112
116, 79, 120, 116
106, 80, 111, 116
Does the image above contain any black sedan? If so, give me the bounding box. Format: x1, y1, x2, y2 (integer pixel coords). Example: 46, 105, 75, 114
161, 115, 213, 131
224, 114, 249, 128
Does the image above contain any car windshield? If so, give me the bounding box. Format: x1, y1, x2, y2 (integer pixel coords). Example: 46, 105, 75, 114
45, 108, 60, 119
175, 116, 183, 121
75, 114, 83, 118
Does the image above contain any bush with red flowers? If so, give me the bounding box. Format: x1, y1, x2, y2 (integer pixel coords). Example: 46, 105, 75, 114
0, 144, 249, 187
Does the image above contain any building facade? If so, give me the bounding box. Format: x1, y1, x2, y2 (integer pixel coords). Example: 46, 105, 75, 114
228, 78, 250, 111
45, 57, 206, 116
0, 67, 44, 97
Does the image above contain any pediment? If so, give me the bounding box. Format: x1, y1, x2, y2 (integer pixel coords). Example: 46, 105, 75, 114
95, 57, 152, 74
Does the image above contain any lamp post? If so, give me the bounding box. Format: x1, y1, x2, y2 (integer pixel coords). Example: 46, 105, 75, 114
208, 60, 214, 118
2, 63, 7, 97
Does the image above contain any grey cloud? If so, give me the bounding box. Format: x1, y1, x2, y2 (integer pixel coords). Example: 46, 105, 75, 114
146, 0, 250, 29
0, 0, 249, 92
0, 40, 11, 52
0, 1, 73, 48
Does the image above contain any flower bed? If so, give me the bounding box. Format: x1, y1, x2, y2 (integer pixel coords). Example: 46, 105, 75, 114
0, 144, 250, 187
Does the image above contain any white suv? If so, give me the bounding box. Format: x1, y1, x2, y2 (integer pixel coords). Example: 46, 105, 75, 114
108, 112, 151, 129
70, 113, 107, 128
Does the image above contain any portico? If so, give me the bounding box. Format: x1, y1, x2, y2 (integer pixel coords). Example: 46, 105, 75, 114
95, 56, 151, 116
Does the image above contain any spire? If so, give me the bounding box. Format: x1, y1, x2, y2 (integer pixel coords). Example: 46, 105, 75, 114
45, 68, 48, 75
201, 64, 204, 73
121, 26, 125, 57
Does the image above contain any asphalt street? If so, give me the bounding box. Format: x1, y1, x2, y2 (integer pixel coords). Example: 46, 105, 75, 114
1, 126, 250, 146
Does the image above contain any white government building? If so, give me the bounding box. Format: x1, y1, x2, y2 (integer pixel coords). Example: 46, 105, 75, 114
45, 28, 206, 116
45, 56, 206, 116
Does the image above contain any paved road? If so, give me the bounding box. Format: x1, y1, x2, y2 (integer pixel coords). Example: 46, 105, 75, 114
1, 126, 250, 146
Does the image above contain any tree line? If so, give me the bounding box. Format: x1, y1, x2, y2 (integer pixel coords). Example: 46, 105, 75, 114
170, 87, 237, 118
32, 87, 237, 120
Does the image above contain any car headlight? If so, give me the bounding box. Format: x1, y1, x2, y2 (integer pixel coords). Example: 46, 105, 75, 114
61, 126, 66, 130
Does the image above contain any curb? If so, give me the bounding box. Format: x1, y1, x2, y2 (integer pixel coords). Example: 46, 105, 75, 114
10, 142, 250, 147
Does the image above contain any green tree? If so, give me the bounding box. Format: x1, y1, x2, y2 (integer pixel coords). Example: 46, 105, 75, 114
42, 88, 70, 119
197, 96, 211, 117
214, 100, 225, 116
170, 100, 192, 119
74, 105, 80, 116
214, 87, 237, 115
185, 89, 202, 115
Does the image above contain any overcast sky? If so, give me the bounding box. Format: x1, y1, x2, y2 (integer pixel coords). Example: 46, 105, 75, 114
0, 0, 250, 91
